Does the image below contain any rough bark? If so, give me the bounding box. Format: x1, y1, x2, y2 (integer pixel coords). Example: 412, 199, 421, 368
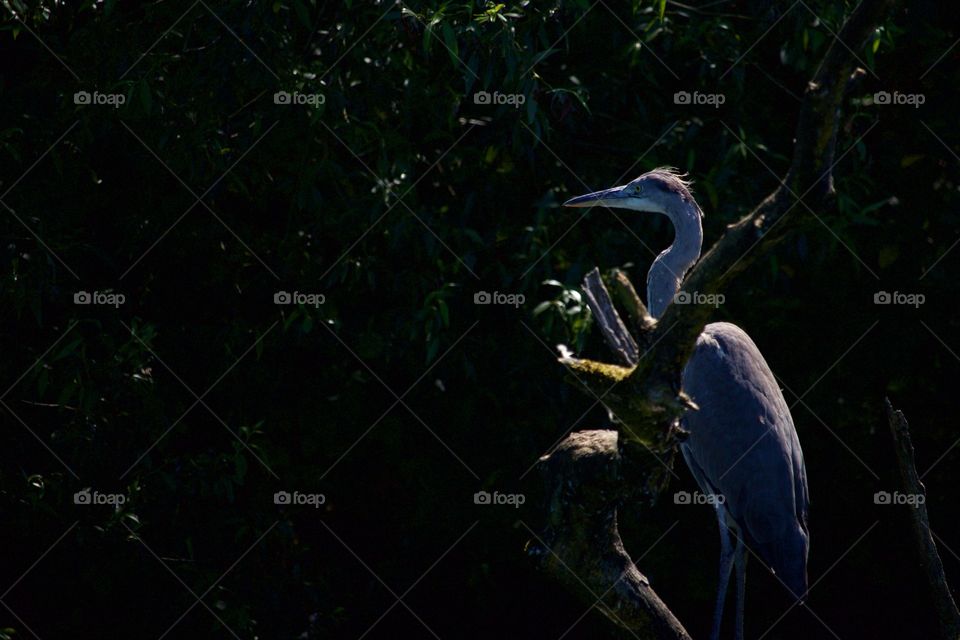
609, 268, 656, 334
581, 267, 639, 367
886, 399, 960, 640
531, 430, 691, 640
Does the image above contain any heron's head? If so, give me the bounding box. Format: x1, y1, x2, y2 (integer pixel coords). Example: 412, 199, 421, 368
563, 167, 699, 216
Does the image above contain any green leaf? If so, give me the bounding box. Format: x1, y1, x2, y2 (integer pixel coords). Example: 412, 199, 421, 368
441, 23, 459, 66
293, 0, 311, 29
57, 381, 77, 407
701, 180, 719, 211
900, 154, 924, 168
465, 52, 479, 95
282, 308, 299, 330
525, 90, 537, 123
860, 197, 893, 215
437, 299, 450, 327
533, 301, 553, 315
53, 337, 82, 361
878, 245, 899, 268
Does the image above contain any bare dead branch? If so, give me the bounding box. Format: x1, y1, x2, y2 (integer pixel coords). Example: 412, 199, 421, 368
582, 268, 640, 366
610, 269, 656, 334
886, 399, 960, 640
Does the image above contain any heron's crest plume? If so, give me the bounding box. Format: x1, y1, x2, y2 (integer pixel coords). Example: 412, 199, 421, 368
637, 167, 702, 215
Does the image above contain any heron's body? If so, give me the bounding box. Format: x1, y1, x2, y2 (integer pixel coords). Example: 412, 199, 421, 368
682, 322, 809, 598
565, 168, 809, 640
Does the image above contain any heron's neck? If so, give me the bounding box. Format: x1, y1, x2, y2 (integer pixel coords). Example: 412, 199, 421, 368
647, 199, 703, 319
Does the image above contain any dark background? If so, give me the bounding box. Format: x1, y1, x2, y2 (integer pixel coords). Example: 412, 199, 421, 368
1, 1, 958, 638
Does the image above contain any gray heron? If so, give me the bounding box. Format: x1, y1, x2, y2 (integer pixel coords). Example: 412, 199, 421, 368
564, 168, 809, 640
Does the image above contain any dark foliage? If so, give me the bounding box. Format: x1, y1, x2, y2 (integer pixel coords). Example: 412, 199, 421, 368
1, 1, 958, 638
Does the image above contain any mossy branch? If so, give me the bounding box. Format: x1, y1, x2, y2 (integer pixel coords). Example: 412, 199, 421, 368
531, 430, 691, 640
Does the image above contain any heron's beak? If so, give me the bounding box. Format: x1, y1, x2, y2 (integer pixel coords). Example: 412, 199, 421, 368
563, 185, 630, 208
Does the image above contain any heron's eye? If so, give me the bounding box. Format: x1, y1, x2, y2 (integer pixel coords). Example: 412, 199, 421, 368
633, 184, 643, 194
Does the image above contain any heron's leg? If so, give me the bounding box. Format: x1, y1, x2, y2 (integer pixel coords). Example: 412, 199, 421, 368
709, 508, 735, 640
733, 531, 747, 640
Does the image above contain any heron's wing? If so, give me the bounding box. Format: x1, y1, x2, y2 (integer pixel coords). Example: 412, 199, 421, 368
793, 435, 810, 534
679, 441, 720, 498
680, 322, 809, 596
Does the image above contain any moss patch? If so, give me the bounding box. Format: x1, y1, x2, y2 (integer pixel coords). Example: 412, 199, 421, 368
565, 358, 636, 383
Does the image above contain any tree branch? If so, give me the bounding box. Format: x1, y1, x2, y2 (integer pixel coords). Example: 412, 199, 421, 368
610, 268, 656, 334
582, 267, 639, 366
886, 399, 960, 640
531, 430, 691, 640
